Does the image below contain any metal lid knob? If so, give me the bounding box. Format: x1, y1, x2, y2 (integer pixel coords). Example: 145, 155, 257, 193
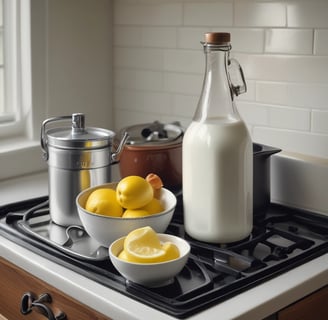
72, 113, 85, 133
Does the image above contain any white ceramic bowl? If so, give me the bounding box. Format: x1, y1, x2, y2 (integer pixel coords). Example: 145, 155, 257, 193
76, 183, 176, 247
109, 233, 190, 287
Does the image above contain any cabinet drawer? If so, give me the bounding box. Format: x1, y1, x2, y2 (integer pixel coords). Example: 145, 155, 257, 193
278, 285, 328, 320
0, 258, 111, 320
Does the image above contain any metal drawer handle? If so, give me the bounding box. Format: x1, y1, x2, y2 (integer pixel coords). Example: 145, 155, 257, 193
20, 292, 66, 320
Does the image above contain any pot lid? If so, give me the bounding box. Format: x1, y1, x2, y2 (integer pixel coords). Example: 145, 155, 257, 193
46, 127, 115, 149
120, 121, 183, 146
41, 114, 115, 153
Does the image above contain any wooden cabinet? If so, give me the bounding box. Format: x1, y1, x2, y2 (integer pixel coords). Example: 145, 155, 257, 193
0, 258, 111, 320
277, 285, 328, 320
1, 256, 327, 320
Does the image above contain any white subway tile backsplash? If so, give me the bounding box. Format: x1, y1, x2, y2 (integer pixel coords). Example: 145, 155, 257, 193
164, 72, 203, 95
142, 27, 177, 48
0, 30, 3, 64
183, 2, 233, 27
114, 47, 164, 70
235, 2, 286, 27
265, 29, 313, 55
206, 28, 265, 53
314, 29, 328, 55
257, 82, 328, 110
235, 53, 328, 83
114, 68, 164, 91
312, 110, 328, 133
164, 49, 203, 73
256, 82, 287, 105
115, 109, 162, 132
253, 127, 328, 158
178, 27, 210, 49
114, 3, 183, 26
141, 91, 173, 114
236, 101, 269, 126
287, 0, 328, 28
0, 69, 3, 113
134, 70, 164, 91
114, 89, 172, 115
228, 29, 265, 53
286, 84, 328, 110
114, 26, 178, 48
178, 28, 264, 52
171, 94, 198, 118
113, 0, 328, 158
269, 106, 310, 131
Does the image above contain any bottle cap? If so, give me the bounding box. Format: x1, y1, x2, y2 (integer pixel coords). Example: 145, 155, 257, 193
204, 32, 230, 45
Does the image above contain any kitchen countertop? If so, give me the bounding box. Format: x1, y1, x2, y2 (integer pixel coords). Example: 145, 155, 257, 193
0, 171, 327, 320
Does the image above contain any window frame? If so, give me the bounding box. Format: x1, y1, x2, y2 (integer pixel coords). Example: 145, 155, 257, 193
1, 0, 26, 137
0, 0, 47, 181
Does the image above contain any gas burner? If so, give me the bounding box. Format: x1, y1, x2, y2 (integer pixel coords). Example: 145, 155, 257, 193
0, 197, 328, 319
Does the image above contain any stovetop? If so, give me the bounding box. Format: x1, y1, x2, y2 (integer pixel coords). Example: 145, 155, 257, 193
0, 196, 328, 319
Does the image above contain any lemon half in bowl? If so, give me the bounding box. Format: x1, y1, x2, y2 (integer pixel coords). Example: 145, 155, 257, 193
109, 231, 190, 287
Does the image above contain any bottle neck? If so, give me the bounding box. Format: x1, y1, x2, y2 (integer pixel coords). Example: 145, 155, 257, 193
193, 44, 240, 123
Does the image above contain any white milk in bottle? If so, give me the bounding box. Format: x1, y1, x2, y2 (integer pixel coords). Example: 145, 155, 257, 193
183, 33, 253, 243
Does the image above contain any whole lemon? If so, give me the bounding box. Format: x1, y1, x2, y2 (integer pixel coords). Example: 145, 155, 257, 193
116, 176, 153, 210
140, 198, 164, 215
85, 188, 123, 217
122, 209, 151, 218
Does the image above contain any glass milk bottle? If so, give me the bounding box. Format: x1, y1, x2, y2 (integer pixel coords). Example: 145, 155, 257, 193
182, 32, 253, 243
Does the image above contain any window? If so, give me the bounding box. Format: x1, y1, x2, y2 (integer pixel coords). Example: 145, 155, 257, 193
0, 0, 112, 181
0, 0, 4, 116
0, 0, 46, 180
0, 0, 31, 138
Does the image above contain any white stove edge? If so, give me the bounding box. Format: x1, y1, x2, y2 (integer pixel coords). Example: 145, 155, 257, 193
1, 235, 327, 320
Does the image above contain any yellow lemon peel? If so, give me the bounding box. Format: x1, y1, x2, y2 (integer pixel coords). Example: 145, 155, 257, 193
140, 198, 164, 215
85, 188, 123, 217
122, 209, 151, 218
120, 226, 180, 263
116, 176, 153, 209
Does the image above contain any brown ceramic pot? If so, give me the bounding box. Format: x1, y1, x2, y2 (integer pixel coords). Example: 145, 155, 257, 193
118, 122, 183, 189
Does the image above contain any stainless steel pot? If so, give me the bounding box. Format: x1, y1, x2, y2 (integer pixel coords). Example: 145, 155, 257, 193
41, 113, 128, 226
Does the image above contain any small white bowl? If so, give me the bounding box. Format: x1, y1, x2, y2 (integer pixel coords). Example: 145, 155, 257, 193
109, 233, 190, 287
76, 183, 176, 247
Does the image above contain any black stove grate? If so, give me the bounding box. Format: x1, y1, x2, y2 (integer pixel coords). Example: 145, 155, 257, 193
0, 197, 327, 319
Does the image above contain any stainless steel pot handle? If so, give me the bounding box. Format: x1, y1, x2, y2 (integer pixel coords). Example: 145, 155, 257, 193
40, 114, 85, 161
111, 132, 129, 163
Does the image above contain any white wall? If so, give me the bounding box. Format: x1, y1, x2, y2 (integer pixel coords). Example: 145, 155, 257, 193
113, 0, 328, 159
46, 0, 113, 129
